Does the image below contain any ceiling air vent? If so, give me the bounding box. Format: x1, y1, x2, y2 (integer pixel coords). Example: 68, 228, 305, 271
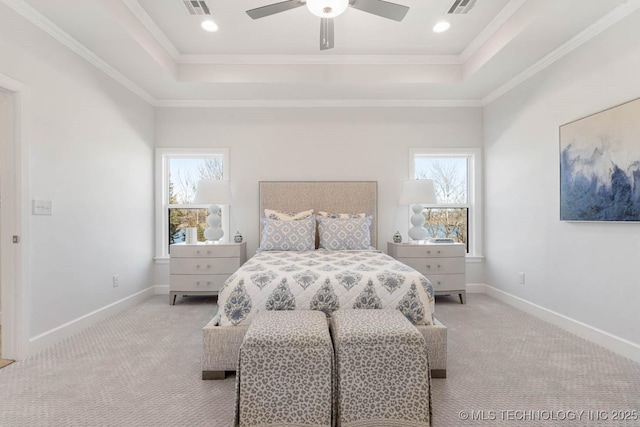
447, 0, 478, 14
183, 0, 211, 15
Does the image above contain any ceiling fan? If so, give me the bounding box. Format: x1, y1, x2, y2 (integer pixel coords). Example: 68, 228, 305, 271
246, 0, 410, 50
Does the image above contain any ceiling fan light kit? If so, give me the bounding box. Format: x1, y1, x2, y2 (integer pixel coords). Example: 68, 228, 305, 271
307, 0, 349, 18
246, 0, 409, 50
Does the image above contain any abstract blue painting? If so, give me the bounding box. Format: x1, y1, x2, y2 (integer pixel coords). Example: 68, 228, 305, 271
560, 98, 640, 222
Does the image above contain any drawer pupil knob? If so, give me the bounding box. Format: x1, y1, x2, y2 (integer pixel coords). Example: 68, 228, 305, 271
196, 265, 200, 269
206, 265, 211, 269
437, 250, 441, 254
437, 264, 441, 268
196, 251, 200, 255
427, 265, 431, 269
437, 281, 442, 285
207, 281, 211, 286
427, 250, 431, 254
196, 281, 200, 286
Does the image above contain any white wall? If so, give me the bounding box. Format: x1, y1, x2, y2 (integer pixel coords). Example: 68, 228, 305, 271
484, 10, 640, 345
0, 89, 14, 317
0, 4, 155, 342
154, 106, 485, 285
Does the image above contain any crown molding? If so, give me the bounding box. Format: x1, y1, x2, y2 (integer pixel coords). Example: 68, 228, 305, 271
1, 0, 156, 105
483, 0, 640, 105
121, 0, 181, 62
178, 54, 462, 65
460, 0, 527, 63
154, 99, 484, 108
5, 0, 638, 109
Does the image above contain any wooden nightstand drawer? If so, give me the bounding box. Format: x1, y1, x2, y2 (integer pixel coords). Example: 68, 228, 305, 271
170, 274, 228, 292
398, 257, 465, 275
390, 243, 465, 258
170, 257, 241, 275
170, 244, 243, 258
427, 274, 466, 292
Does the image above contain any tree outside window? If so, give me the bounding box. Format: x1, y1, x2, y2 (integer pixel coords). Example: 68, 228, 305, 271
415, 156, 469, 251
156, 148, 228, 258
168, 158, 223, 247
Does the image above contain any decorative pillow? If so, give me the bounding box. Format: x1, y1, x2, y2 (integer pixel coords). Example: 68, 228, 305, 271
259, 215, 316, 251
264, 208, 314, 221
318, 211, 366, 219
317, 216, 373, 250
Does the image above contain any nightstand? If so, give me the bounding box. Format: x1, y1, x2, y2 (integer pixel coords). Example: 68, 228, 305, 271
169, 242, 246, 305
388, 242, 466, 304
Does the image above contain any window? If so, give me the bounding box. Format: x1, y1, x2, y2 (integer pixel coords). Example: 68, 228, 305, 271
155, 148, 229, 258
410, 148, 482, 257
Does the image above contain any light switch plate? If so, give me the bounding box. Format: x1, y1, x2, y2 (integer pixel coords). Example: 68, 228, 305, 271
33, 200, 52, 215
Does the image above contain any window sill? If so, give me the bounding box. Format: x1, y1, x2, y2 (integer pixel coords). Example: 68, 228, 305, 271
154, 257, 169, 264
466, 255, 484, 263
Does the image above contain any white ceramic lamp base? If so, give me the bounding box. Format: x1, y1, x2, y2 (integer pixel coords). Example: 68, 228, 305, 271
408, 204, 428, 241
204, 204, 224, 242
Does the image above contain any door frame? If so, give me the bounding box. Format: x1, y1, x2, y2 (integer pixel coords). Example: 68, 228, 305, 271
0, 72, 30, 360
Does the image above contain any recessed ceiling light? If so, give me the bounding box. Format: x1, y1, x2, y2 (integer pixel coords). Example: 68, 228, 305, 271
201, 20, 219, 32
433, 21, 451, 33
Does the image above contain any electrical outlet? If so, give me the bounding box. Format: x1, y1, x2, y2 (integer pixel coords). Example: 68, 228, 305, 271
113, 275, 120, 288
518, 272, 525, 285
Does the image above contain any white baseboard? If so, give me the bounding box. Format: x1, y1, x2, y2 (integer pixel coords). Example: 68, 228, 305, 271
154, 285, 169, 295
28, 286, 156, 357
474, 284, 640, 364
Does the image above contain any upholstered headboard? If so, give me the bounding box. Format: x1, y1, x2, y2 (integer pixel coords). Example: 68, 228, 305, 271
259, 181, 378, 249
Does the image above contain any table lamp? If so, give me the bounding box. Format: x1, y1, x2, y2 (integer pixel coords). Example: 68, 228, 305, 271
193, 180, 231, 242
399, 179, 437, 241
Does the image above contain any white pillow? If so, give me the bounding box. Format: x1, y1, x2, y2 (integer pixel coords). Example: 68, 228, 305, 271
318, 211, 366, 219
264, 208, 314, 221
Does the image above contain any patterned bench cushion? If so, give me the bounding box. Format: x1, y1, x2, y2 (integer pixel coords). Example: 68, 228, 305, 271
331, 309, 432, 427
235, 310, 334, 427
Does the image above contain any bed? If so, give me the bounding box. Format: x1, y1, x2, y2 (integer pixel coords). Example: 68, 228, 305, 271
202, 181, 447, 379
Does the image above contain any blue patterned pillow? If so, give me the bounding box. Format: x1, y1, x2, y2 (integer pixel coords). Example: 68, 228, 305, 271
259, 215, 316, 251
317, 216, 373, 251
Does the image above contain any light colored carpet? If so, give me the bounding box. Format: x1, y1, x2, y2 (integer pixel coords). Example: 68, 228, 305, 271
0, 294, 638, 426
0, 325, 15, 369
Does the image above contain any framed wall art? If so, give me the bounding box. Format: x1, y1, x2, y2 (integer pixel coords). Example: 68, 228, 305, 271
560, 98, 640, 222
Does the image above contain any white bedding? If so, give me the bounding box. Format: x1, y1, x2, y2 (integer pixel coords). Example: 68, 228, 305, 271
216, 250, 435, 327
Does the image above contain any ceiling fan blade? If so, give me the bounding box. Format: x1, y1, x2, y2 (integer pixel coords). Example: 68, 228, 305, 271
246, 0, 304, 19
350, 0, 409, 22
320, 18, 334, 50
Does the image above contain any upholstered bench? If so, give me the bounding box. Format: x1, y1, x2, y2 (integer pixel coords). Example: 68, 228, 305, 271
234, 310, 334, 427
202, 315, 446, 380
331, 309, 432, 427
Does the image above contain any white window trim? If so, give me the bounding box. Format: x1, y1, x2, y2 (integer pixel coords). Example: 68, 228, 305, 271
409, 148, 483, 258
155, 148, 230, 259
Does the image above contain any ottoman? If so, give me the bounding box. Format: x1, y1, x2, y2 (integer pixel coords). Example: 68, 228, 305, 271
234, 310, 334, 427
331, 309, 432, 427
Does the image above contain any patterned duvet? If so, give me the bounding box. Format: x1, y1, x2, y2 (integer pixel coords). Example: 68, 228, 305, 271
216, 250, 435, 327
